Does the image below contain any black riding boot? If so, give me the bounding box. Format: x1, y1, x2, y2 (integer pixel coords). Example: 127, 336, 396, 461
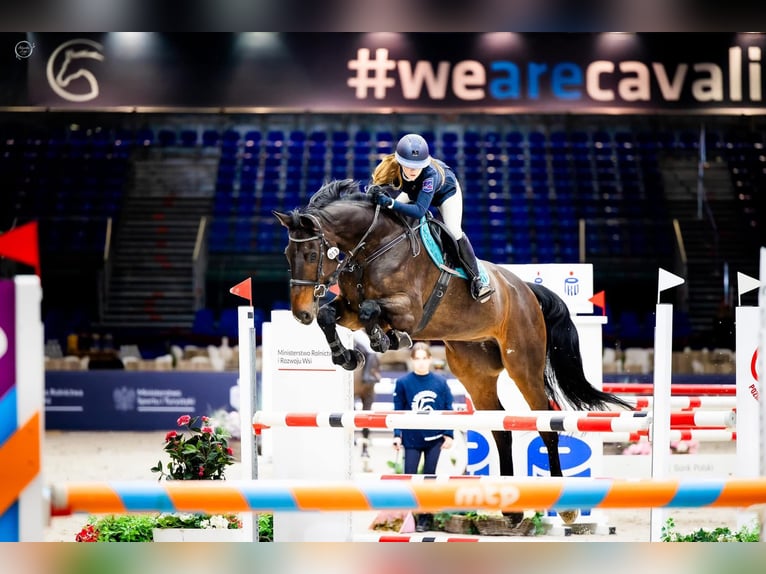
456, 235, 494, 303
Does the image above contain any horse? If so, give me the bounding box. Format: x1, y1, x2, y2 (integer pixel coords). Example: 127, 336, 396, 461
274, 179, 632, 522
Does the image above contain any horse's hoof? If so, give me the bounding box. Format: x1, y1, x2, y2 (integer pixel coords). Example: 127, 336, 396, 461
558, 509, 579, 525
388, 330, 412, 350
370, 333, 390, 354
341, 349, 364, 371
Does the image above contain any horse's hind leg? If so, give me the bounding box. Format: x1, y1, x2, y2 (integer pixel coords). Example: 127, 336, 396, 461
317, 303, 363, 370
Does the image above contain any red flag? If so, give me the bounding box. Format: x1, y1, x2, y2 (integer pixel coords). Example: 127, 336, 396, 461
0, 221, 40, 276
589, 290, 606, 316
229, 277, 252, 305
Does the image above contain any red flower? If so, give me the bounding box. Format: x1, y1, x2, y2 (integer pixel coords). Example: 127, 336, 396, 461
226, 447, 233, 456
201, 416, 210, 423
164, 430, 178, 442
75, 524, 99, 542
177, 415, 191, 426
201, 426, 213, 434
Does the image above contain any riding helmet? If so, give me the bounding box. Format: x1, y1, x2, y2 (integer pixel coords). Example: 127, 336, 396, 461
394, 133, 431, 169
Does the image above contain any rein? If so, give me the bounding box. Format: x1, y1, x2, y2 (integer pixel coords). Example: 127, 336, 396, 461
288, 201, 423, 308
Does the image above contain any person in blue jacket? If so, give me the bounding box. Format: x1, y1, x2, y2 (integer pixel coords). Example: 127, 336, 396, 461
392, 342, 454, 531
368, 133, 494, 303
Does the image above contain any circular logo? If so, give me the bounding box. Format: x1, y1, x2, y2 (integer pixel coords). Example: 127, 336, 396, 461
0, 327, 7, 359
15, 40, 35, 59
326, 246, 340, 260
46, 38, 104, 102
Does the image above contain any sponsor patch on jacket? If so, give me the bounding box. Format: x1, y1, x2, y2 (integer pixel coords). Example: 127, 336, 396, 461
422, 178, 434, 193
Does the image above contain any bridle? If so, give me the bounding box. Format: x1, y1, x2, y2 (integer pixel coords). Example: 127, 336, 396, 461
286, 229, 333, 301
286, 210, 380, 304
287, 204, 420, 305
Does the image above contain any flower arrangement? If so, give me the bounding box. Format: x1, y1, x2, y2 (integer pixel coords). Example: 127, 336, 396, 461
154, 512, 242, 530
74, 512, 247, 542
76, 414, 245, 541
151, 414, 236, 480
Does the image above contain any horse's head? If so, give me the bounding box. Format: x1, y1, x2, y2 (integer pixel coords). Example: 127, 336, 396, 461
274, 179, 377, 324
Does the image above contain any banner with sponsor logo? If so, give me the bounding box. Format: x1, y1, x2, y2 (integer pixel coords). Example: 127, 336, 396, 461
45, 371, 239, 430
2, 32, 766, 113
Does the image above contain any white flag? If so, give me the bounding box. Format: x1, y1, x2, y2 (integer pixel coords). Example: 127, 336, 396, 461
737, 272, 761, 297
657, 268, 685, 302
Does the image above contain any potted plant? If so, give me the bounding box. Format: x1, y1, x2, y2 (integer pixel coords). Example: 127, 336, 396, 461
151, 414, 236, 480
149, 414, 248, 541
74, 414, 272, 542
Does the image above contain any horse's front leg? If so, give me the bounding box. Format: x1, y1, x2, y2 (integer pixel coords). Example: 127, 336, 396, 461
317, 302, 363, 371
358, 300, 390, 353
358, 300, 412, 352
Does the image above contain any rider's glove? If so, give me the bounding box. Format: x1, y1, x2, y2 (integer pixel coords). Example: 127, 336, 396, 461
368, 187, 395, 209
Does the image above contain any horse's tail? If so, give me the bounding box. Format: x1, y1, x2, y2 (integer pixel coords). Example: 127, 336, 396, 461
527, 282, 633, 411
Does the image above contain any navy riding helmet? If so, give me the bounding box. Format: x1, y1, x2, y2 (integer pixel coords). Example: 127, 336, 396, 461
394, 133, 431, 169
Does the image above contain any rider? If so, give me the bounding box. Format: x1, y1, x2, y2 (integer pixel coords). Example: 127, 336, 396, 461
367, 133, 494, 303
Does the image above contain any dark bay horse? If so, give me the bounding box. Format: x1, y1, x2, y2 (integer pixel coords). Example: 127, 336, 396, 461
275, 179, 631, 521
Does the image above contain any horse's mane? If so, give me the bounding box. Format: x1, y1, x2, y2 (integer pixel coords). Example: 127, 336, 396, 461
283, 178, 399, 229
307, 179, 368, 210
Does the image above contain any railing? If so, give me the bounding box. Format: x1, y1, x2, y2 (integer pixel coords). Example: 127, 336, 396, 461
193, 215, 208, 311
97, 217, 113, 323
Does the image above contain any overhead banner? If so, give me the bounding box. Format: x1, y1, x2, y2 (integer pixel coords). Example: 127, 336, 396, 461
2, 32, 766, 113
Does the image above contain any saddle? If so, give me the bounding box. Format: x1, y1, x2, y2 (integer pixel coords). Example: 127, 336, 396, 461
419, 215, 489, 283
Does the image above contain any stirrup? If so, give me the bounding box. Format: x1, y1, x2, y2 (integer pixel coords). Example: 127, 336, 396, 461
471, 278, 494, 303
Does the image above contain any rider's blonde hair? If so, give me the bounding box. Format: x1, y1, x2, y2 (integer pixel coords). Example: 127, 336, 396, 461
371, 153, 445, 191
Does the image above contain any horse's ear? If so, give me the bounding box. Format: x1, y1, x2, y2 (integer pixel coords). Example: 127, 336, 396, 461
299, 214, 320, 231
273, 211, 291, 228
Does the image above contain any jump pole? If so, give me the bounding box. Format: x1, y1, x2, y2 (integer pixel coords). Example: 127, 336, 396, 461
48, 476, 766, 515
735, 268, 762, 531
252, 409, 736, 432
228, 277, 260, 541
0, 275, 45, 542
759, 248, 766, 542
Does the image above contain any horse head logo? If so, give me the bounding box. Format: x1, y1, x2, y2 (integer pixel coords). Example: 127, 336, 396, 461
46, 38, 105, 102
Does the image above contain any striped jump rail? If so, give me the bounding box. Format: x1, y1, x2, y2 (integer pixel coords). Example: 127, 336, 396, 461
603, 384, 735, 396
252, 410, 736, 433
49, 477, 766, 515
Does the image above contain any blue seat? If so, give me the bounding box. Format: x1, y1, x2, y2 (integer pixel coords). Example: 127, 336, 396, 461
157, 129, 177, 147
179, 129, 198, 147
218, 308, 240, 339
192, 308, 217, 337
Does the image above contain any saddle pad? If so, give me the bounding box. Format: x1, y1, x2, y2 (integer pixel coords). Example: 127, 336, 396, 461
419, 218, 490, 284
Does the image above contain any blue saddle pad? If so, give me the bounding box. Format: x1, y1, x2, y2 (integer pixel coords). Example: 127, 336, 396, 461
419, 218, 489, 284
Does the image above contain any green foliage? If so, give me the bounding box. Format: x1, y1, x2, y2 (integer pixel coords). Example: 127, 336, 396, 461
661, 517, 759, 542
154, 513, 242, 529
257, 513, 274, 542
432, 512, 452, 530
76, 512, 247, 542
81, 515, 156, 542
150, 414, 236, 481
529, 511, 547, 535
